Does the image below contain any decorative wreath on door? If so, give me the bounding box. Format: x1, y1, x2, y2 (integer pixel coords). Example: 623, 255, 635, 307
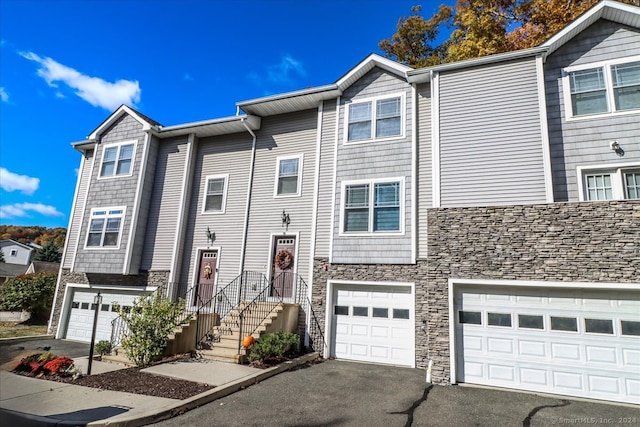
275, 249, 294, 270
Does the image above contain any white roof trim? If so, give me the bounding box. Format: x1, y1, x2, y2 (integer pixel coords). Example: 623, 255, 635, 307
335, 53, 411, 89
88, 105, 154, 140
542, 0, 640, 56
236, 85, 338, 108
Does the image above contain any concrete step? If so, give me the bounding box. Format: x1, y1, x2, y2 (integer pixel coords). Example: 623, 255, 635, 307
101, 350, 136, 367
197, 347, 242, 363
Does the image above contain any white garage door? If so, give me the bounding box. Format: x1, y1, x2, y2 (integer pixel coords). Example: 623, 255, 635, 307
331, 283, 414, 367
455, 285, 640, 404
66, 289, 146, 343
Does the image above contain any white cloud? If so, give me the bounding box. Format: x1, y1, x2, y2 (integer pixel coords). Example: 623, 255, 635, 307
0, 87, 8, 102
20, 51, 141, 110
248, 55, 306, 87
0, 202, 63, 219
0, 167, 39, 194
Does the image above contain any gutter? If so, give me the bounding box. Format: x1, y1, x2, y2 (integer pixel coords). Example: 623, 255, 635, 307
239, 118, 258, 279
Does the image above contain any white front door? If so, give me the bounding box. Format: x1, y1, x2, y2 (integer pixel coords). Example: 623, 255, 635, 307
455, 285, 640, 404
331, 283, 415, 367
65, 289, 145, 343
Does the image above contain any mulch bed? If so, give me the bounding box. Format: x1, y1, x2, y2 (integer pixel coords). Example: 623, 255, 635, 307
46, 368, 215, 400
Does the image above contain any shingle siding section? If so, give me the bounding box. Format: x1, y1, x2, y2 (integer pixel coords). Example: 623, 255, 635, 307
332, 68, 414, 264
439, 57, 547, 207
545, 19, 640, 202
180, 133, 254, 289
74, 115, 145, 274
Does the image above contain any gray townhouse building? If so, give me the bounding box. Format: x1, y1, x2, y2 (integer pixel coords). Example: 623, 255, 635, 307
50, 0, 639, 405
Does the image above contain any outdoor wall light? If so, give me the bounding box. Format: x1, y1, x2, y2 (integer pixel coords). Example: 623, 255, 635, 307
610, 140, 624, 156
206, 227, 215, 246
281, 209, 290, 231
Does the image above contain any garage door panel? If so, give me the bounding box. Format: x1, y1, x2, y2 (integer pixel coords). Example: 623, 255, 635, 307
456, 285, 639, 404
331, 283, 414, 367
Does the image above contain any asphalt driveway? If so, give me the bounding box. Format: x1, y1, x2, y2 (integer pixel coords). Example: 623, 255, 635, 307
151, 360, 640, 427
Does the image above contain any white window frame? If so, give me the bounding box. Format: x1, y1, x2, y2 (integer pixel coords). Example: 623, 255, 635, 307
563, 55, 640, 121
98, 140, 137, 179
273, 154, 303, 198
343, 93, 406, 144
84, 206, 126, 249
202, 174, 229, 214
577, 163, 640, 201
339, 177, 405, 236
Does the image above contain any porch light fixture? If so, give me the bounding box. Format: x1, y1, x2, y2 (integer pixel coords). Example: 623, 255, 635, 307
281, 209, 290, 231
206, 227, 215, 246
610, 140, 624, 156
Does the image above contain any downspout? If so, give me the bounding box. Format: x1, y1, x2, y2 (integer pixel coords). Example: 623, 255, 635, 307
411, 83, 418, 264
239, 118, 257, 280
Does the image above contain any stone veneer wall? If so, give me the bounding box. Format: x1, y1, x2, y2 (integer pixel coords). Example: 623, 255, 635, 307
49, 269, 169, 334
313, 201, 639, 385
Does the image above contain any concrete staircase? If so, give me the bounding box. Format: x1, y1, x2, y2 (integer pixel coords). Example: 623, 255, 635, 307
197, 301, 288, 364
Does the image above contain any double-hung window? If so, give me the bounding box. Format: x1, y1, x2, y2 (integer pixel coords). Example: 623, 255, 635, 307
100, 141, 136, 178
565, 57, 640, 118
203, 175, 228, 213
578, 164, 640, 201
86, 207, 125, 248
346, 94, 404, 142
343, 179, 403, 234
275, 155, 302, 197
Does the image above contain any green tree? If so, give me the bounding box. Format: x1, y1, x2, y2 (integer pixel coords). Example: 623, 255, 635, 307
0, 273, 57, 322
118, 294, 186, 367
379, 5, 453, 68
380, 0, 639, 67
34, 241, 62, 263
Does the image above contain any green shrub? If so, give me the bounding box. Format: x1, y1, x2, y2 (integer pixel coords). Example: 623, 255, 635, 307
0, 273, 57, 321
118, 294, 186, 367
95, 340, 112, 356
248, 331, 300, 362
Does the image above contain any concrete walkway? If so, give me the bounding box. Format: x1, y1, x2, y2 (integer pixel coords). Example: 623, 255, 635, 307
0, 344, 319, 427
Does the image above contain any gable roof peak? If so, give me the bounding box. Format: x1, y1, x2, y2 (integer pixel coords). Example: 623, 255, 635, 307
87, 105, 162, 141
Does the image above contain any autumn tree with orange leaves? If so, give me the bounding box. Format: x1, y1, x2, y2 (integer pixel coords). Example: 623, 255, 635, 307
380, 0, 639, 67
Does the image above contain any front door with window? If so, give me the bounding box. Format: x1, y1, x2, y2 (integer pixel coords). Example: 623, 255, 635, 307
195, 250, 217, 305
271, 237, 296, 298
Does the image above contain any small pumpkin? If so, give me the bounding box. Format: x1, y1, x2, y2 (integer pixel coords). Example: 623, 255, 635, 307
242, 335, 255, 348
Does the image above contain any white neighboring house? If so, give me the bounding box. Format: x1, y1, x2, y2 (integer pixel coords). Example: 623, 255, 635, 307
0, 240, 34, 266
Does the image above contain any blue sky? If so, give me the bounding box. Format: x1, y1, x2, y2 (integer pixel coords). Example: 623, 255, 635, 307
0, 0, 449, 229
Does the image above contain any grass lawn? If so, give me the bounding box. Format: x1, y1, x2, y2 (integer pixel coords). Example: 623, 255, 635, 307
0, 321, 48, 339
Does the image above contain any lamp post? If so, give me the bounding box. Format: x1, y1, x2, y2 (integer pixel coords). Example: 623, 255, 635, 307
87, 291, 102, 375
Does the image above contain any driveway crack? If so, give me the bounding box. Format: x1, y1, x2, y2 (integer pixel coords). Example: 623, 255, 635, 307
522, 399, 570, 427
389, 385, 433, 427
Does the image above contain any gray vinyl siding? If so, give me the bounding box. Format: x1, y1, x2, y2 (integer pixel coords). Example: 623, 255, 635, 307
63, 149, 94, 269
416, 83, 432, 259
140, 137, 190, 271
439, 57, 547, 207
128, 135, 159, 274
332, 68, 414, 264
243, 109, 318, 281
74, 114, 146, 274
544, 19, 640, 202
314, 99, 337, 258
180, 133, 254, 289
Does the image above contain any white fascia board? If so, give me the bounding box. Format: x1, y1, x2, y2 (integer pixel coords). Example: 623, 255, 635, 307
542, 1, 640, 56
335, 53, 411, 88
236, 85, 339, 108
88, 105, 154, 140
158, 114, 261, 133
407, 47, 547, 84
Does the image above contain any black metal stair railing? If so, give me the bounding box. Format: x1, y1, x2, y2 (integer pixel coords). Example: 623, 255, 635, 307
293, 274, 327, 355
194, 271, 268, 348
236, 274, 285, 355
